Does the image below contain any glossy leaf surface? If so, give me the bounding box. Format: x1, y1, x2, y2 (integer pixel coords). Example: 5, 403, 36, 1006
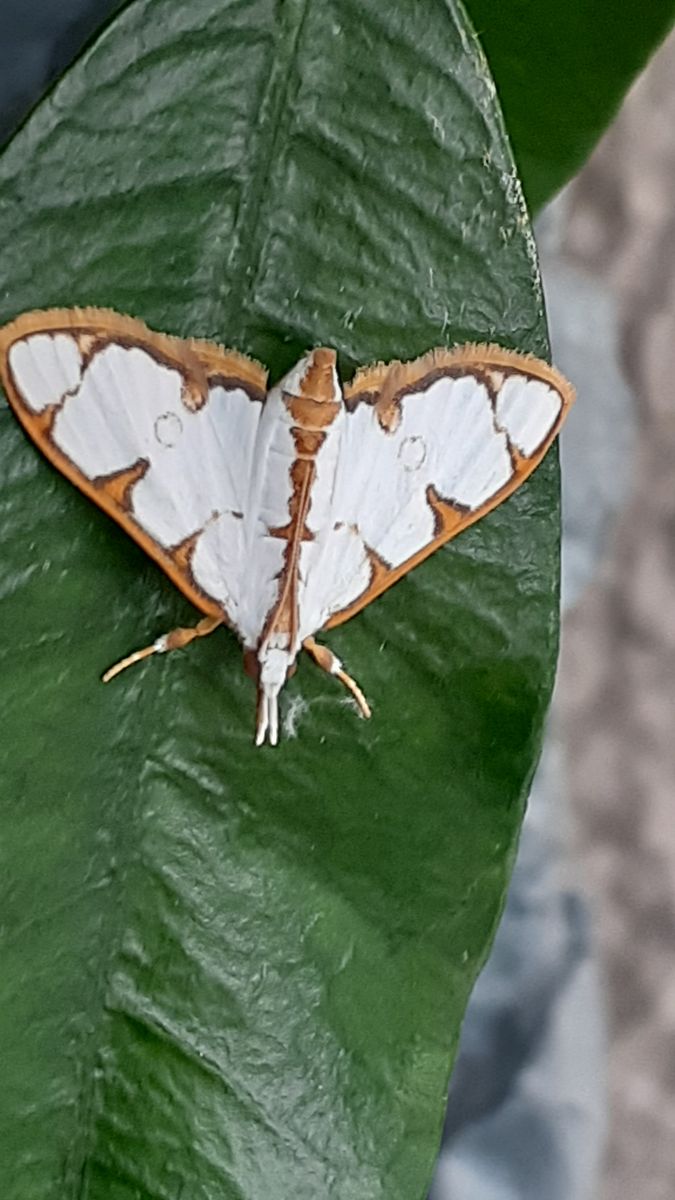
0, 2, 557, 1196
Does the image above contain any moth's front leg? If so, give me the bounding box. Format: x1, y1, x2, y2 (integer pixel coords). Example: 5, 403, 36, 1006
102, 615, 224, 683
303, 636, 371, 719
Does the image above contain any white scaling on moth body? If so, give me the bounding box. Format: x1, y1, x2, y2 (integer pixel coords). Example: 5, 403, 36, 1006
283, 694, 308, 740
154, 411, 183, 447
398, 434, 427, 472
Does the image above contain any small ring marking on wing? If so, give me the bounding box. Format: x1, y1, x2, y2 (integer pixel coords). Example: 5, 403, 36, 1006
398, 434, 426, 471
154, 411, 183, 447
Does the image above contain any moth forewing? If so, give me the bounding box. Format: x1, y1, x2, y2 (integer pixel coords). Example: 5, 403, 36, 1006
0, 307, 267, 623
323, 344, 574, 628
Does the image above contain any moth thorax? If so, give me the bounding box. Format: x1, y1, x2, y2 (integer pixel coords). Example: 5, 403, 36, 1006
286, 347, 337, 405
300, 347, 337, 404
282, 348, 341, 431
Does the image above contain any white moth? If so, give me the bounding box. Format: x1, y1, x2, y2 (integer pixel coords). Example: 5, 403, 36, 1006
0, 308, 574, 745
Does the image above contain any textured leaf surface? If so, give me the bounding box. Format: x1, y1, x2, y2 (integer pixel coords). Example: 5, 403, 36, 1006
0, 2, 557, 1197
464, 0, 675, 210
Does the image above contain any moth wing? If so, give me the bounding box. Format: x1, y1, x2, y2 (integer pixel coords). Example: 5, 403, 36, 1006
0, 308, 267, 627
298, 345, 574, 636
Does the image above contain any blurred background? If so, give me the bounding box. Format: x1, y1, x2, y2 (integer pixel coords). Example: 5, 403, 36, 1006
1, 5, 674, 1198
559, 30, 675, 1198
434, 25, 675, 1200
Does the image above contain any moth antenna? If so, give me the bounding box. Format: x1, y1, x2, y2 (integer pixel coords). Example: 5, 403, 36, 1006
102, 619, 221, 685
302, 636, 372, 719
102, 640, 164, 683
335, 668, 372, 720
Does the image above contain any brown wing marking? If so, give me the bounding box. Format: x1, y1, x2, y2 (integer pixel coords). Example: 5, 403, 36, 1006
169, 527, 206, 579
32, 403, 60, 440
325, 343, 574, 629
95, 459, 149, 510
323, 494, 467, 630
187, 334, 267, 402
0, 307, 268, 620
89, 461, 223, 616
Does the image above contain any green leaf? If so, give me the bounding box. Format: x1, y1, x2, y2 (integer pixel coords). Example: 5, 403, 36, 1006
464, 0, 675, 211
0, 2, 558, 1197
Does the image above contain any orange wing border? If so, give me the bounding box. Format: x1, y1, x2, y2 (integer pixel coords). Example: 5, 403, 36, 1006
325, 343, 575, 629
344, 342, 573, 406
0, 307, 269, 620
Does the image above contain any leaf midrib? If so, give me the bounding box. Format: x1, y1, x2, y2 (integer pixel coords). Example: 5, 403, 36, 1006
222, 0, 310, 348
54, 5, 316, 1188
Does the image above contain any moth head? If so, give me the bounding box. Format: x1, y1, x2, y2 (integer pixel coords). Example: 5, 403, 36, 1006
280, 347, 339, 405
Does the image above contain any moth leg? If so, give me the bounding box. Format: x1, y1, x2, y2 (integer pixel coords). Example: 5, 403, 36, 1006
302, 636, 372, 719
102, 615, 224, 683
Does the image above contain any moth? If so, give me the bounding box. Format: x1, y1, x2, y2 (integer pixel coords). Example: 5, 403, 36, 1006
0, 308, 574, 745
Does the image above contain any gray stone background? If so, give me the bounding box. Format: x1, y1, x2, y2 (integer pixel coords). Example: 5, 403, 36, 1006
559, 29, 675, 1200
2, 5, 675, 1198
435, 25, 675, 1200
